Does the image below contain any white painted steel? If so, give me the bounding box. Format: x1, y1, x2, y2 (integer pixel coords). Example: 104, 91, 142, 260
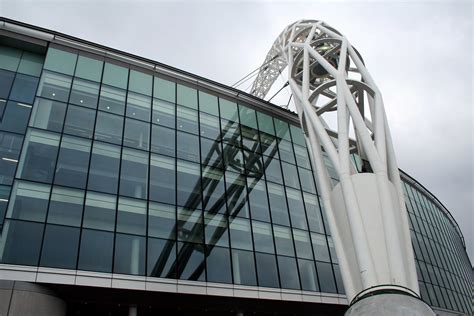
251, 20, 419, 303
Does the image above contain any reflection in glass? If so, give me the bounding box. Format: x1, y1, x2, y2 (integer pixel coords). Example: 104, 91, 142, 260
148, 202, 176, 239
267, 183, 289, 226
252, 221, 274, 254
177, 160, 201, 207
69, 78, 100, 108
54, 135, 91, 188
40, 225, 79, 269
232, 249, 257, 285
202, 167, 225, 213
177, 106, 198, 134
229, 217, 253, 250
152, 99, 175, 128
278, 256, 300, 290
117, 197, 146, 235
114, 234, 145, 275
248, 179, 269, 221
239, 104, 257, 129
298, 259, 319, 291
123, 118, 150, 151
225, 171, 249, 218
29, 98, 67, 132
150, 154, 176, 204
274, 225, 295, 256
206, 246, 232, 283
278, 139, 295, 164
293, 229, 313, 259
257, 112, 275, 136
304, 193, 325, 233
219, 99, 239, 122
6, 181, 50, 222
148, 237, 176, 278
177, 242, 205, 281
98, 85, 126, 115
126, 92, 151, 121
200, 112, 220, 140
16, 129, 60, 183
47, 186, 84, 227
88, 142, 120, 194
201, 138, 222, 168
0, 220, 44, 266
177, 208, 203, 244
82, 191, 116, 231
286, 187, 308, 230
120, 148, 148, 199
281, 161, 300, 189
298, 167, 316, 193
311, 233, 330, 262
264, 158, 283, 184
205, 212, 229, 247
78, 229, 114, 273
294, 144, 311, 169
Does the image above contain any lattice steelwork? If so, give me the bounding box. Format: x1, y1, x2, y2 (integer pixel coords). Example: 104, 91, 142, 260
251, 20, 419, 303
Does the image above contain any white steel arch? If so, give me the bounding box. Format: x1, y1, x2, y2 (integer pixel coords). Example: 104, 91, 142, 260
251, 20, 420, 304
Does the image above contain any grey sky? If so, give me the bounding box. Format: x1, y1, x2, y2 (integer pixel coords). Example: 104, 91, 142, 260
2, 0, 472, 262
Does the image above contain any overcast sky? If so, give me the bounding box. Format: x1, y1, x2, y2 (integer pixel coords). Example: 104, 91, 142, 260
2, 0, 472, 262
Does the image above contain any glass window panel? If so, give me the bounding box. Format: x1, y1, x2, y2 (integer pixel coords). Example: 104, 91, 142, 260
247, 179, 270, 222
200, 112, 220, 140
267, 183, 290, 226
177, 84, 197, 109
199, 91, 219, 116
229, 217, 253, 250
54, 135, 91, 188
102, 62, 128, 89
114, 234, 146, 275
264, 157, 283, 184
232, 249, 257, 286
129, 70, 152, 96
274, 225, 295, 256
274, 118, 291, 141
202, 167, 226, 213
221, 119, 241, 144
328, 236, 338, 264
243, 149, 263, 177
40, 225, 79, 269
117, 197, 146, 235
177, 208, 203, 244
94, 111, 123, 145
44, 47, 77, 75
120, 148, 148, 199
278, 256, 300, 290
177, 106, 198, 134
219, 98, 239, 122
0, 185, 11, 226
75, 55, 103, 82
252, 221, 274, 254
9, 74, 39, 104
88, 142, 120, 194
16, 129, 60, 183
286, 187, 308, 230
123, 118, 150, 151
206, 246, 232, 284
176, 160, 201, 207
154, 77, 175, 103
299, 168, 316, 193
290, 125, 306, 147
150, 154, 176, 204
177, 242, 205, 281
241, 125, 260, 153
151, 125, 175, 157
126, 92, 151, 121
257, 112, 275, 135
152, 99, 175, 128
147, 237, 176, 278
29, 98, 67, 132
0, 131, 22, 185
294, 145, 311, 169
177, 131, 199, 162
69, 78, 99, 108
78, 229, 114, 272
239, 104, 257, 129
47, 186, 84, 227
63, 105, 95, 139
316, 261, 337, 293
82, 191, 116, 231
201, 138, 223, 169
98, 85, 126, 115
293, 229, 313, 259
16, 51, 41, 76
0, 101, 32, 134
298, 259, 319, 291
255, 252, 279, 288
260, 132, 278, 157
304, 193, 325, 233
225, 171, 249, 218
333, 264, 345, 294
0, 46, 21, 71
148, 202, 176, 239
0, 220, 44, 266
37, 71, 73, 102
311, 233, 330, 262
0, 69, 15, 98
6, 181, 50, 222
278, 139, 296, 164
205, 213, 229, 247
282, 161, 300, 189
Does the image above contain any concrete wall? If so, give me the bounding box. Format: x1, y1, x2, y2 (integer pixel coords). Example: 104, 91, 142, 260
0, 280, 66, 316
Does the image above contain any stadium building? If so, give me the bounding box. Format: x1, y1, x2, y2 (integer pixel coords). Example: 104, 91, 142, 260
0, 17, 471, 316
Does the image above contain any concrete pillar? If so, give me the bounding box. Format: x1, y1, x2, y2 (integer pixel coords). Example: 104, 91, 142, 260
345, 293, 435, 316
0, 280, 66, 316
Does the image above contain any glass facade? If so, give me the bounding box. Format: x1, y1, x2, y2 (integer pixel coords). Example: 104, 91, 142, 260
0, 36, 471, 316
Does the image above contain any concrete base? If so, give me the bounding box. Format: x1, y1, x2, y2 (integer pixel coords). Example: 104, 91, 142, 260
0, 280, 66, 316
345, 293, 435, 316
